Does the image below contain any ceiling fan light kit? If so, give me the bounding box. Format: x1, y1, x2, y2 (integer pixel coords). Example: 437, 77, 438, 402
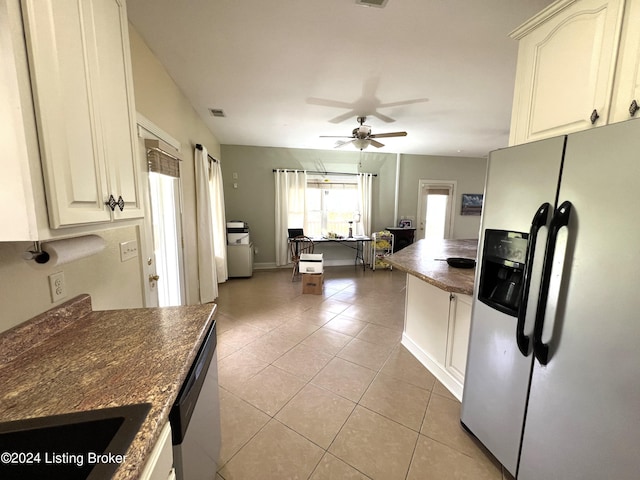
320, 116, 407, 151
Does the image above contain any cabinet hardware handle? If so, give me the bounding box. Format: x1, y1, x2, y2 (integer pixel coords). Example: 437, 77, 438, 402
629, 100, 639, 117
149, 274, 160, 282
590, 109, 599, 125
105, 195, 117, 211
116, 196, 125, 211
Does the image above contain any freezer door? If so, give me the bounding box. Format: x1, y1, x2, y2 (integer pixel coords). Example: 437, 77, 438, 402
518, 119, 640, 479
461, 135, 565, 476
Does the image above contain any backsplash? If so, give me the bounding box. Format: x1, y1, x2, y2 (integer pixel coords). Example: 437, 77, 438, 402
0, 226, 145, 332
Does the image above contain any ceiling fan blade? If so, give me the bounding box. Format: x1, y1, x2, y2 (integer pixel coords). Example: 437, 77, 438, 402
320, 135, 354, 138
370, 112, 396, 123
378, 98, 429, 108
370, 139, 385, 148
335, 140, 356, 149
328, 111, 359, 124
369, 131, 408, 138
306, 97, 354, 109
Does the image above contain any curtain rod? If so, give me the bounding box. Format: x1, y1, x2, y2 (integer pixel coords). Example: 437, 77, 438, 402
195, 143, 218, 163
272, 169, 376, 177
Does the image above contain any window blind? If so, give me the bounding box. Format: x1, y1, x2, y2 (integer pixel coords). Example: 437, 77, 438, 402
145, 139, 181, 178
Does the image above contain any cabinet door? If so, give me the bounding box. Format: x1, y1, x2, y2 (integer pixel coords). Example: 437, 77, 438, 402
1, 0, 39, 240
22, 0, 111, 227
610, 0, 640, 122
91, 0, 142, 220
405, 275, 450, 365
445, 293, 472, 384
138, 422, 174, 480
22, 0, 141, 227
509, 0, 624, 145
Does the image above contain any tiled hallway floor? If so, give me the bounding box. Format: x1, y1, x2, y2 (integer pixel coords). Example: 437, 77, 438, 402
214, 267, 510, 480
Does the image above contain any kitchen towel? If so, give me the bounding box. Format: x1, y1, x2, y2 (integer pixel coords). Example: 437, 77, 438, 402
40, 235, 106, 266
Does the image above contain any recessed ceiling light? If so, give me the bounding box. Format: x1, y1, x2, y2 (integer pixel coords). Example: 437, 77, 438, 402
208, 108, 226, 117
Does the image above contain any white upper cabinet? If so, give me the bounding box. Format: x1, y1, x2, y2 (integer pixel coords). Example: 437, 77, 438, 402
1, 0, 40, 240
21, 0, 142, 228
610, 0, 640, 121
509, 0, 626, 145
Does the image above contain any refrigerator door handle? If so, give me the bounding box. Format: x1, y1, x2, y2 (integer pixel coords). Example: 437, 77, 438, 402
532, 200, 572, 365
516, 202, 551, 356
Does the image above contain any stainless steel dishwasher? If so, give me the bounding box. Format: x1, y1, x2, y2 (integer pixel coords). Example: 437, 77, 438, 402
169, 320, 221, 479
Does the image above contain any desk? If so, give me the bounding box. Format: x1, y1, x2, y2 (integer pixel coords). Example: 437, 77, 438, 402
386, 227, 416, 252
290, 236, 371, 270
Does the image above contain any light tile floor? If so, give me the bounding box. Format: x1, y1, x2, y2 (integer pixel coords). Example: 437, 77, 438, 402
214, 267, 512, 480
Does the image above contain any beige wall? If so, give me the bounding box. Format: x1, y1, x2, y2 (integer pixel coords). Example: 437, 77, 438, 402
0, 226, 144, 331
398, 154, 488, 239
221, 145, 487, 267
128, 25, 221, 305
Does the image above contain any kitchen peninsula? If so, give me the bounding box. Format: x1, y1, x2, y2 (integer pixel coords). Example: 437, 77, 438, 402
386, 239, 478, 400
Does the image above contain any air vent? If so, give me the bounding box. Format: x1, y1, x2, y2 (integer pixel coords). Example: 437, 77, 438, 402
208, 108, 226, 117
355, 0, 388, 8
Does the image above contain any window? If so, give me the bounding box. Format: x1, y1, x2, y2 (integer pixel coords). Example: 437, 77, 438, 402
306, 176, 359, 238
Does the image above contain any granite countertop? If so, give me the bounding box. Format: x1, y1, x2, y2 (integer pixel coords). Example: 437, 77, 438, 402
386, 239, 478, 295
0, 294, 216, 479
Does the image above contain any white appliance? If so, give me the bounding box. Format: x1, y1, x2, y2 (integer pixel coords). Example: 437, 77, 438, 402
226, 221, 250, 245
461, 119, 640, 479
227, 243, 254, 277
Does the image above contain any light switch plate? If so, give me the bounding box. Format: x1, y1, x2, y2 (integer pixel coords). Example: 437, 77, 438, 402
120, 240, 138, 262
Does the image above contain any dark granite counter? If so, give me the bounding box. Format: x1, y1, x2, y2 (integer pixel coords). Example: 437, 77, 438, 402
0, 294, 216, 479
385, 239, 478, 295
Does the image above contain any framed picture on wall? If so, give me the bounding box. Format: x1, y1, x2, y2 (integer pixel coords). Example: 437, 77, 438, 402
461, 194, 483, 216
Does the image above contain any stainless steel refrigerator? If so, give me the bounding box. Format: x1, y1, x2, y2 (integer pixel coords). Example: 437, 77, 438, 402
461, 118, 640, 479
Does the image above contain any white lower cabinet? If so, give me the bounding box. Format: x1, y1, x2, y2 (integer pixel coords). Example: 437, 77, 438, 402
445, 293, 472, 384
139, 421, 174, 480
402, 274, 472, 400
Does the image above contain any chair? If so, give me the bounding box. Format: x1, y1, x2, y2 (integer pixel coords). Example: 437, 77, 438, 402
289, 235, 314, 281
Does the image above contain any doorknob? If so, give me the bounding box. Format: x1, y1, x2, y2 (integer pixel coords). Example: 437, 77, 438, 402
149, 274, 160, 282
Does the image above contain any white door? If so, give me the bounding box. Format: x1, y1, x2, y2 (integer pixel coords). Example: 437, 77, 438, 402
148, 171, 186, 306
136, 117, 186, 307
416, 180, 455, 240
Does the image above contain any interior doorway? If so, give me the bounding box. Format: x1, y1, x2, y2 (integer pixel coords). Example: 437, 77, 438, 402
416, 180, 456, 240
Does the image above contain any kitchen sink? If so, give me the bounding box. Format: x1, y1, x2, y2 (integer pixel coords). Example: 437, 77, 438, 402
0, 403, 150, 480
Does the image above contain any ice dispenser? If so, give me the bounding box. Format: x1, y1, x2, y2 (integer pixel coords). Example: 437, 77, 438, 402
478, 230, 529, 316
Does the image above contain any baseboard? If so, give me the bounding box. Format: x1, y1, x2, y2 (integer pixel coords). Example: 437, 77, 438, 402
401, 332, 463, 401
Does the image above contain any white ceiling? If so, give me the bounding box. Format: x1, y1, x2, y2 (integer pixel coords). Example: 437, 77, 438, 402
127, 0, 553, 158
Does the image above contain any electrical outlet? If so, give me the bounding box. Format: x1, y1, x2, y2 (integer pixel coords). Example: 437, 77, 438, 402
48, 272, 66, 302
119, 240, 138, 262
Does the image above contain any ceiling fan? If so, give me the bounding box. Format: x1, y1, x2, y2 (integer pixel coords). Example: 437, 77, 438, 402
320, 116, 407, 150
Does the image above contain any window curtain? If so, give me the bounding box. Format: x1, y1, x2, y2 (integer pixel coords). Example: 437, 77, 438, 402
274, 169, 307, 266
210, 155, 228, 284
358, 173, 374, 264
195, 145, 227, 303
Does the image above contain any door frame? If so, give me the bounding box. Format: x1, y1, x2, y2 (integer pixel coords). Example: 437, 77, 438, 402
136, 113, 188, 306
415, 179, 457, 240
